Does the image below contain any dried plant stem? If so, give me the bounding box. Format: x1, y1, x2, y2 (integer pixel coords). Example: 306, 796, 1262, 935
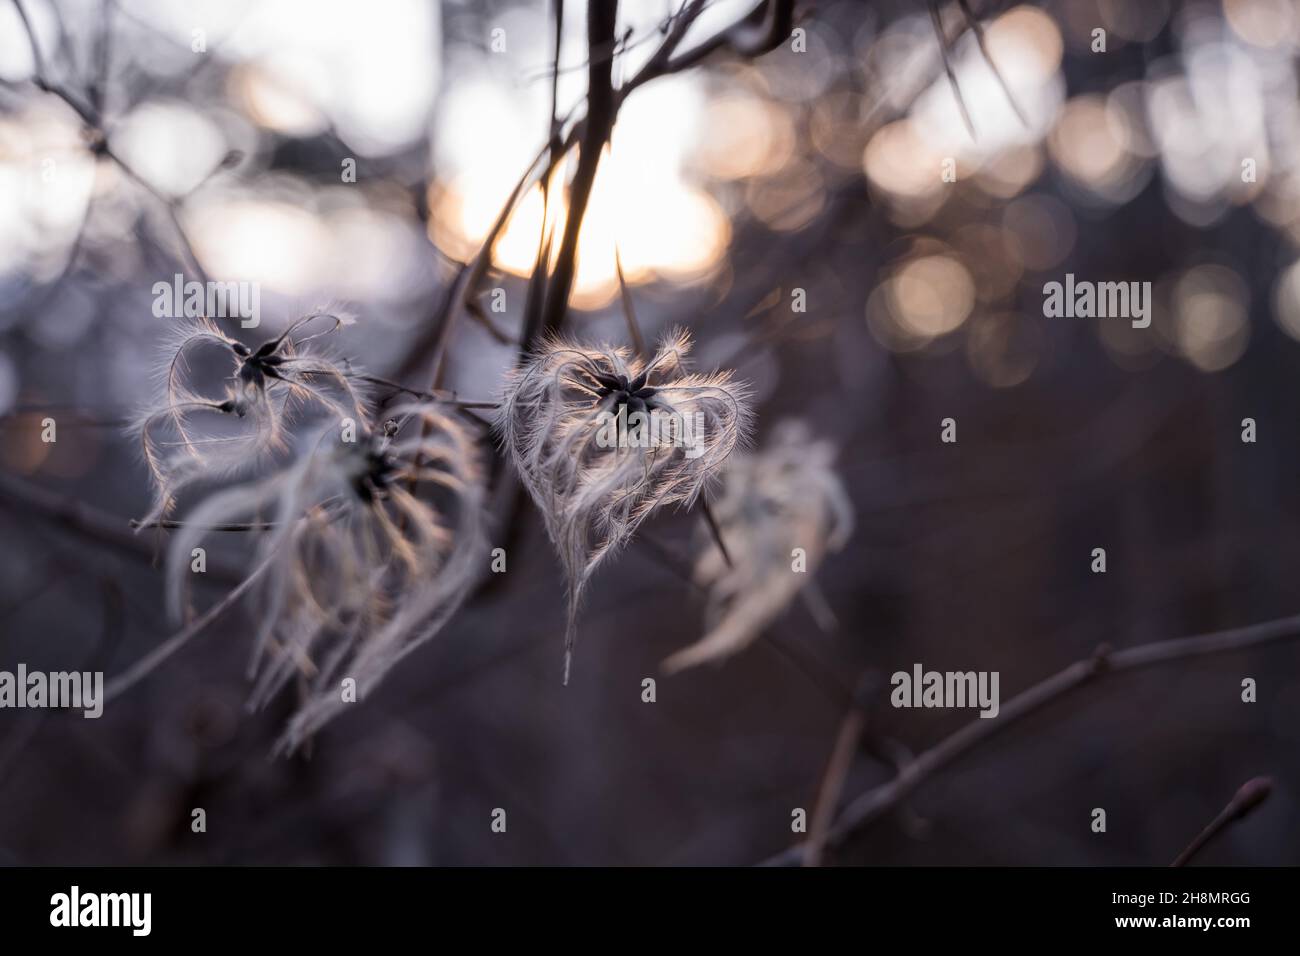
13, 0, 210, 287
614, 245, 646, 358
102, 549, 277, 705
0, 470, 251, 584
0, 470, 160, 561
534, 1, 620, 340
955, 0, 1028, 127
1170, 777, 1273, 867
764, 613, 1300, 865
929, 0, 976, 140
804, 707, 866, 867
353, 374, 496, 410
130, 518, 278, 532
699, 497, 734, 569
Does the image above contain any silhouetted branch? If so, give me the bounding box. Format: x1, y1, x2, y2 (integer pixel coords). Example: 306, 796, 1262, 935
101, 549, 277, 704
765, 615, 1300, 865
1171, 776, 1273, 867
12, 0, 211, 287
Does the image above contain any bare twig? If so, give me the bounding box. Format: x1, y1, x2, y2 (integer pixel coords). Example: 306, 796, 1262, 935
698, 496, 733, 569
620, 0, 794, 99
1170, 777, 1273, 867
805, 706, 867, 867
0, 470, 246, 582
928, 0, 976, 140
12, 0, 211, 287
614, 244, 646, 358
129, 517, 279, 532
352, 374, 497, 410
764, 614, 1300, 865
534, 1, 620, 340
101, 549, 277, 704
955, 0, 1028, 127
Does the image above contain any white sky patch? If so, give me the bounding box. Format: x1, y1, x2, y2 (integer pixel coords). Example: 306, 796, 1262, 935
109, 100, 228, 197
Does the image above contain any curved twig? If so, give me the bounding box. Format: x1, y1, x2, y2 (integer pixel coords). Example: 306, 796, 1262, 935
764, 614, 1300, 865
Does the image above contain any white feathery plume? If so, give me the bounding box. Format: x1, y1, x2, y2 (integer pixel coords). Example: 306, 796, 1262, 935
497, 328, 753, 683
164, 402, 487, 752
131, 311, 367, 527
662, 419, 854, 674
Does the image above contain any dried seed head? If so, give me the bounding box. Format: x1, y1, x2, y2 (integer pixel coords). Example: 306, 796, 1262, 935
497, 328, 753, 682
131, 311, 367, 526
164, 401, 487, 752
662, 419, 853, 673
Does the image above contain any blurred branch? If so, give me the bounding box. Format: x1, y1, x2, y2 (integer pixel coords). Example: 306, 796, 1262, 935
764, 613, 1300, 865
0, 469, 243, 583
408, 0, 798, 388
11, 0, 211, 288
625, 0, 793, 93
0, 468, 164, 565
533, 1, 620, 341
955, 0, 1027, 127
613, 244, 646, 358
929, 0, 976, 140
129, 517, 279, 532
101, 549, 277, 705
804, 699, 867, 868
1170, 776, 1273, 867
698, 497, 733, 569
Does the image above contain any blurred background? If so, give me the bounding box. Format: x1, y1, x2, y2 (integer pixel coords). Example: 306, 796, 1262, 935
2, 0, 1300, 865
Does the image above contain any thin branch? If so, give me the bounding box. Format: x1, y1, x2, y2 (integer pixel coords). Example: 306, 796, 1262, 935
699, 496, 733, 569
351, 374, 497, 409
104, 142, 211, 287
534, 0, 620, 340
620, 0, 793, 99
1171, 776, 1273, 867
955, 0, 1028, 127
129, 517, 279, 532
12, 0, 211, 287
101, 549, 276, 704
928, 0, 976, 141
804, 705, 866, 867
764, 613, 1300, 865
614, 244, 646, 358
0, 470, 245, 583
12, 0, 48, 80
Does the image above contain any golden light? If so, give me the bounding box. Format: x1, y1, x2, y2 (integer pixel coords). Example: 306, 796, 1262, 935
985, 6, 1064, 84
1173, 265, 1250, 372
889, 254, 975, 339
189, 198, 328, 294
1224, 0, 1297, 49
695, 94, 795, 180
430, 152, 731, 311
1049, 96, 1127, 187
974, 144, 1044, 200
862, 119, 947, 202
